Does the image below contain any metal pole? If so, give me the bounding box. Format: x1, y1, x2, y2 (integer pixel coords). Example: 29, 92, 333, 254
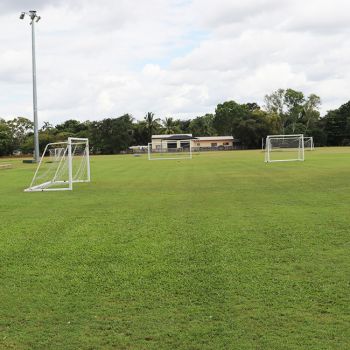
31, 17, 40, 162
68, 138, 73, 190
86, 139, 91, 182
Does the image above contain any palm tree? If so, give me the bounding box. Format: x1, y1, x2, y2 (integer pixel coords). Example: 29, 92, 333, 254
163, 117, 178, 134
40, 121, 54, 132
144, 112, 160, 141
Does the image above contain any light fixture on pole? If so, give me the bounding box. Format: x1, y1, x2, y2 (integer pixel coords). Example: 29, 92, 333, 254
20, 10, 41, 163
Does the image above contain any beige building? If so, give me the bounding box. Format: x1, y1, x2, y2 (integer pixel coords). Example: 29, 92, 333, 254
151, 135, 191, 150
151, 134, 234, 150
192, 136, 234, 149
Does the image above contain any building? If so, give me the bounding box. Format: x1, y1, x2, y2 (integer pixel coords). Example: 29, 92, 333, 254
151, 134, 192, 150
192, 136, 234, 150
151, 134, 234, 150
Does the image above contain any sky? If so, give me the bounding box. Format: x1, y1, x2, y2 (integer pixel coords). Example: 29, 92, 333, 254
1, 0, 350, 125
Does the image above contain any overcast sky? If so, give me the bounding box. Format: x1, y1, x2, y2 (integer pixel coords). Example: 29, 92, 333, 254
1, 0, 350, 124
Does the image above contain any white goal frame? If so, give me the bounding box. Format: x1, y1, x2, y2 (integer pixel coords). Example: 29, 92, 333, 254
49, 147, 65, 161
148, 139, 192, 160
25, 137, 90, 192
304, 136, 315, 150
265, 134, 305, 163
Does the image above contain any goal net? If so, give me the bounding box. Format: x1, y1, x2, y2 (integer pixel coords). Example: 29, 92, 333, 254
265, 134, 305, 163
49, 147, 65, 161
148, 139, 192, 160
304, 136, 314, 150
25, 137, 90, 192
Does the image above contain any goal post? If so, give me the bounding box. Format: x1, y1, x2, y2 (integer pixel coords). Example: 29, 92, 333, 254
24, 137, 90, 192
49, 147, 65, 161
265, 134, 305, 163
304, 136, 315, 150
148, 139, 192, 160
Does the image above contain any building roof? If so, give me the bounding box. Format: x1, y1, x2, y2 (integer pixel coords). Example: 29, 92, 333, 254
152, 134, 193, 140
196, 136, 234, 141
166, 134, 197, 140
151, 134, 234, 141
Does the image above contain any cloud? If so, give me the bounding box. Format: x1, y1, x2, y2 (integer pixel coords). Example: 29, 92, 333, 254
0, 0, 349, 124
0, 0, 65, 13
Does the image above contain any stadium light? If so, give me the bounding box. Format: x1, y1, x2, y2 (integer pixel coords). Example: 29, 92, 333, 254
19, 10, 41, 163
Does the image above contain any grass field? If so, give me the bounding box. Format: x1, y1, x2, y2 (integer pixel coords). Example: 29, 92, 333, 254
0, 149, 349, 349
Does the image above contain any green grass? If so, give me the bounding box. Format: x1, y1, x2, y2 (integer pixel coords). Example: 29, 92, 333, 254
0, 149, 349, 349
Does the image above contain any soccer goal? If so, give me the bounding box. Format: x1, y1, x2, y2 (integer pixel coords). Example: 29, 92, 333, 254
25, 137, 90, 192
304, 136, 315, 150
148, 139, 192, 160
49, 147, 65, 161
265, 134, 305, 163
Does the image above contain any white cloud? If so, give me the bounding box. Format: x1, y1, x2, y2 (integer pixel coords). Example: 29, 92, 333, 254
0, 0, 350, 124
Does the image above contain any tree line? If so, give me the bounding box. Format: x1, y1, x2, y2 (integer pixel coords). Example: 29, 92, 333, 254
1, 88, 350, 156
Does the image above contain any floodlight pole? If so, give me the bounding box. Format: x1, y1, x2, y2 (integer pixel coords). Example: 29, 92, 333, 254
31, 12, 40, 163
20, 10, 41, 162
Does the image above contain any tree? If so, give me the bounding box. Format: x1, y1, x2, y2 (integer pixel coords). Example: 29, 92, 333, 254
284, 89, 305, 133
213, 100, 288, 148
0, 119, 13, 156
264, 89, 286, 115
133, 120, 149, 146
22, 132, 57, 154
144, 112, 160, 141
91, 115, 135, 154
264, 89, 321, 135
265, 89, 288, 133
6, 117, 33, 151
190, 114, 216, 136
40, 121, 54, 132
56, 119, 88, 135
162, 117, 180, 134
213, 101, 248, 136
235, 109, 274, 148
322, 101, 350, 146
301, 94, 321, 134
177, 119, 191, 134
244, 102, 261, 112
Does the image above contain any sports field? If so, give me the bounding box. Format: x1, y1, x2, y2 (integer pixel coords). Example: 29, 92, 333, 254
0, 148, 349, 349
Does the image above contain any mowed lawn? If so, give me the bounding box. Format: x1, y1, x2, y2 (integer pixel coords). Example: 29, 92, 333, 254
0, 148, 349, 349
